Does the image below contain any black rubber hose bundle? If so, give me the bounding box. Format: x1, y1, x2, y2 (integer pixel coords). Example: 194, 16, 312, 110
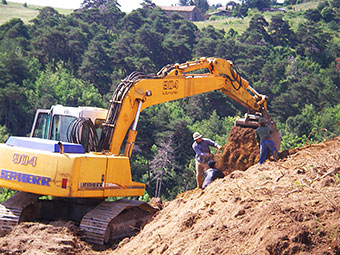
67, 117, 99, 152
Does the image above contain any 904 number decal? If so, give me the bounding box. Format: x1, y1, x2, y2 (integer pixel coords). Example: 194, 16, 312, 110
12, 153, 37, 167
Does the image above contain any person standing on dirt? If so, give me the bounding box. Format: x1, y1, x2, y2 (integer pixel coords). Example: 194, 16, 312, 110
202, 160, 225, 189
255, 118, 279, 164
192, 132, 222, 188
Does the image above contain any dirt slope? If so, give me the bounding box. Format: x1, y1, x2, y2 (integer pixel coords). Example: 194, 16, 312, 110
0, 130, 340, 255
114, 135, 340, 255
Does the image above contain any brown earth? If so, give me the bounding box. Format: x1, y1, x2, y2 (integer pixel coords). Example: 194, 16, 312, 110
214, 126, 260, 174
1, 128, 340, 255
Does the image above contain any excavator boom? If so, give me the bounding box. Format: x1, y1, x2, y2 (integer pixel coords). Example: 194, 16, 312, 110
98, 57, 275, 156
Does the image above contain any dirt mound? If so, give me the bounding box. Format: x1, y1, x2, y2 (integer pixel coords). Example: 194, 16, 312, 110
0, 221, 96, 255
214, 126, 260, 174
114, 136, 340, 255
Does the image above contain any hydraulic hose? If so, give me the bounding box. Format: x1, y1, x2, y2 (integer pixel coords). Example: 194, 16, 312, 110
67, 117, 99, 152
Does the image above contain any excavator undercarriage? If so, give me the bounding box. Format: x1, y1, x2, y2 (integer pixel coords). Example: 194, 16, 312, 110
0, 192, 158, 244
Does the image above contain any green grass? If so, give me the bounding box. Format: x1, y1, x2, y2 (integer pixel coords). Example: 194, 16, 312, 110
194, 1, 321, 33
291, 0, 320, 11
0, 1, 73, 25
195, 16, 250, 34
1, 0, 320, 30
194, 10, 306, 34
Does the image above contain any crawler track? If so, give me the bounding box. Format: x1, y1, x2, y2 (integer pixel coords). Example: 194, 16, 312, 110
80, 199, 157, 244
0, 193, 157, 245
0, 192, 39, 233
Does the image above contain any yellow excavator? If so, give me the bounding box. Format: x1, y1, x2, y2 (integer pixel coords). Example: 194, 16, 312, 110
0, 57, 280, 244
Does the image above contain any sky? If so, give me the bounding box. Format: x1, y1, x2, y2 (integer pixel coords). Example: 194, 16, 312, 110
11, 0, 233, 13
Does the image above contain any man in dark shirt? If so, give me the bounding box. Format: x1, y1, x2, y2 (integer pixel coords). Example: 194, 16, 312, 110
202, 160, 225, 189
255, 118, 279, 164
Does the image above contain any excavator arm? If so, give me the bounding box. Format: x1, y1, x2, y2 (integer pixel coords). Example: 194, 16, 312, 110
97, 57, 274, 156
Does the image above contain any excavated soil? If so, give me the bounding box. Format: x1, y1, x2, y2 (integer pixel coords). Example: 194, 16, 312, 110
0, 221, 93, 255
1, 128, 340, 255
214, 126, 260, 174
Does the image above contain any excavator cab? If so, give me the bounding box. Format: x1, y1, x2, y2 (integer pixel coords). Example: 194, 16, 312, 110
0, 104, 154, 244
30, 105, 107, 150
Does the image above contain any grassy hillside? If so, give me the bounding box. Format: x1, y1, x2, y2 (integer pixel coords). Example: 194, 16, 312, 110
0, 1, 73, 24
2, 1, 320, 28
194, 1, 320, 33
0, 1, 320, 33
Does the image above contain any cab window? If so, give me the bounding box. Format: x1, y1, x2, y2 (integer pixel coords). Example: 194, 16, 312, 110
32, 112, 50, 139
94, 119, 105, 139
51, 115, 77, 142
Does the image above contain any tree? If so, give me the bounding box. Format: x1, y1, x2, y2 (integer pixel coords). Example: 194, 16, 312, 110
330, 0, 340, 8
150, 139, 176, 198
193, 25, 226, 57
80, 0, 120, 9
286, 104, 316, 137
78, 33, 114, 95
0, 40, 40, 134
304, 9, 322, 22
0, 18, 30, 41
244, 0, 271, 10
232, 3, 248, 18
72, 3, 124, 31
295, 22, 331, 67
0, 82, 30, 135
163, 15, 197, 63
31, 7, 63, 27
141, 0, 156, 9
194, 0, 209, 14
31, 28, 68, 70
121, 9, 146, 33
179, 0, 195, 6
240, 14, 271, 45
63, 27, 89, 72
28, 65, 103, 109
312, 104, 340, 140
0, 125, 10, 143
321, 7, 336, 22
268, 14, 295, 47
0, 46, 32, 89
134, 23, 164, 69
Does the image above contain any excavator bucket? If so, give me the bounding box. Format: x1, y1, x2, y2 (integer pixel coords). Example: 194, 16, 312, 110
235, 113, 260, 129
235, 113, 281, 151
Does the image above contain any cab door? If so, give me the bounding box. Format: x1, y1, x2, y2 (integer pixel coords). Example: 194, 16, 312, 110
30, 109, 50, 139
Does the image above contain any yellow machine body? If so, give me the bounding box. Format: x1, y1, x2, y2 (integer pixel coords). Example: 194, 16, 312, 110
0, 144, 144, 198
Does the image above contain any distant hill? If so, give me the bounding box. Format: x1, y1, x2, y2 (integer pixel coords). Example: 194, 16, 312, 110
0, 1, 73, 25
2, 0, 320, 31
194, 1, 320, 33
